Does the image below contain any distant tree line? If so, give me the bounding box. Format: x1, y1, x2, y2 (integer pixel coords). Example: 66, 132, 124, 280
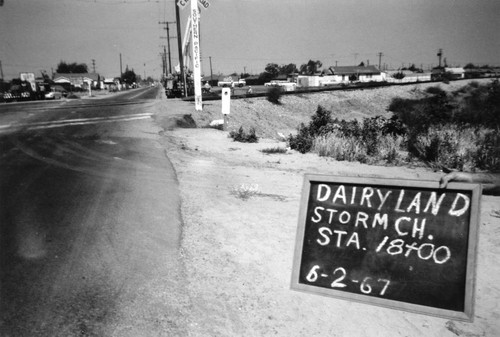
56, 61, 88, 73
242, 60, 497, 84
55, 60, 138, 84
235, 60, 325, 84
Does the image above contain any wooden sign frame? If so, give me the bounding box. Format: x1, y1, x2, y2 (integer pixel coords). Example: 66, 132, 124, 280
291, 174, 481, 321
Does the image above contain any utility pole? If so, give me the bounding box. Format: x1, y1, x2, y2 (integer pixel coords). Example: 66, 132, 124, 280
377, 52, 383, 70
0, 60, 4, 81
120, 53, 123, 78
209, 56, 213, 83
437, 48, 443, 68
159, 21, 176, 74
164, 46, 168, 75
175, 2, 186, 97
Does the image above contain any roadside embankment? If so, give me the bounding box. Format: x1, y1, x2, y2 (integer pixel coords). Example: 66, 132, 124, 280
154, 84, 500, 337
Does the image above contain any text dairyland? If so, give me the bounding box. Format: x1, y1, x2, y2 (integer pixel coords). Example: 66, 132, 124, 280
309, 184, 471, 265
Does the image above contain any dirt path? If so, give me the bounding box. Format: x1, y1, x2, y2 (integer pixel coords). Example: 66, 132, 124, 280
155, 82, 500, 337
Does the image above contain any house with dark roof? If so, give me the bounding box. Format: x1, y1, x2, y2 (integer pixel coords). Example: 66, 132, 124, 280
327, 65, 386, 82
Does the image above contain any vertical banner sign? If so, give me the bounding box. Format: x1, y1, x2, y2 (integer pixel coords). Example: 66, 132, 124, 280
191, 0, 202, 111
291, 175, 481, 321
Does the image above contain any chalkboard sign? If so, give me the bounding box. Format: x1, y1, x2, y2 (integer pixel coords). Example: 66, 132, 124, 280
291, 175, 481, 321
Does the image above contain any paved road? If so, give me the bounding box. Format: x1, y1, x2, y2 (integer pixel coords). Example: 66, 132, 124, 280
0, 87, 190, 336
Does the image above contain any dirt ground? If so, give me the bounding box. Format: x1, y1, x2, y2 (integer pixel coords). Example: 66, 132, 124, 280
155, 80, 500, 337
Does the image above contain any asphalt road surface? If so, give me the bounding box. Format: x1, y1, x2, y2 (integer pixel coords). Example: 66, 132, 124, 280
0, 87, 190, 336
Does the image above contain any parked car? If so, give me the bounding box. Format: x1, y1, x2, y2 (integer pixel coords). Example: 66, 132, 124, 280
45, 86, 67, 100
264, 81, 296, 91
217, 78, 246, 87
45, 90, 63, 100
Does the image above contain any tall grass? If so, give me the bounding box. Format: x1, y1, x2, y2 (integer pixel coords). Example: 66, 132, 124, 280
313, 131, 405, 164
412, 125, 478, 171
313, 131, 368, 162
409, 126, 500, 171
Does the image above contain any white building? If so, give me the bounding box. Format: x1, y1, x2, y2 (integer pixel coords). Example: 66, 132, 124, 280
53, 73, 102, 88
296, 65, 386, 87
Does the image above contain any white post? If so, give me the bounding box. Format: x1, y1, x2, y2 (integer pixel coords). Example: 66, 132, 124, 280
221, 87, 231, 129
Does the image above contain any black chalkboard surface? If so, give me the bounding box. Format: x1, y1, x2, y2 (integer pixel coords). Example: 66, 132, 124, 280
291, 175, 481, 321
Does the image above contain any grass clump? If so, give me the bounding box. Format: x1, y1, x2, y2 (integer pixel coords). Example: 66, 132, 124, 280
231, 183, 260, 200
260, 146, 287, 154
229, 126, 258, 143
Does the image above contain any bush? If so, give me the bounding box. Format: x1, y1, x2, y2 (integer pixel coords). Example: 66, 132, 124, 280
229, 126, 258, 143
456, 80, 500, 127
309, 105, 334, 135
387, 97, 418, 114
392, 72, 405, 80
474, 129, 500, 171
288, 123, 314, 153
425, 85, 446, 96
288, 106, 333, 153
289, 106, 407, 161
267, 86, 282, 104
390, 92, 453, 133
289, 81, 499, 171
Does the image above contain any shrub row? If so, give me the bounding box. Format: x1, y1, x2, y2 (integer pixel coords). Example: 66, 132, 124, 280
288, 80, 500, 171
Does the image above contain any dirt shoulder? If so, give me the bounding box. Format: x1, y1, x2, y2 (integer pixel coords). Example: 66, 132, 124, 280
154, 82, 500, 337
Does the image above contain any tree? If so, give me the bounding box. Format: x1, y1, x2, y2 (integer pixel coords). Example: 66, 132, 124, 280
264, 63, 280, 78
279, 63, 298, 75
121, 67, 137, 85
299, 60, 322, 75
259, 63, 280, 82
392, 72, 405, 80
56, 61, 88, 73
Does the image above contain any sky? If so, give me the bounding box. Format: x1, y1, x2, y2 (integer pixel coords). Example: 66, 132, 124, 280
1, 0, 499, 81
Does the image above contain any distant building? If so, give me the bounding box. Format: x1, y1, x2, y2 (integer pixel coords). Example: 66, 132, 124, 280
445, 67, 465, 79
53, 73, 102, 89
297, 65, 386, 87
386, 70, 431, 83
430, 67, 465, 81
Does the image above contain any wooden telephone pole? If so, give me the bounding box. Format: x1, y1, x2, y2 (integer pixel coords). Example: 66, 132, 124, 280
158, 21, 176, 74
175, 3, 187, 97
